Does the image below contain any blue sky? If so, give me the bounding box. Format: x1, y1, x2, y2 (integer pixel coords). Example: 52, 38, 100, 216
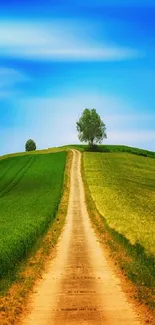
0, 0, 155, 155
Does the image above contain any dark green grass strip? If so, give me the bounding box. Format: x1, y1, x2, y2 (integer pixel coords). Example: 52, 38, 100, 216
0, 152, 66, 279
105, 225, 155, 289
0, 161, 15, 183
103, 225, 155, 309
61, 144, 155, 159
0, 156, 36, 198
0, 156, 34, 194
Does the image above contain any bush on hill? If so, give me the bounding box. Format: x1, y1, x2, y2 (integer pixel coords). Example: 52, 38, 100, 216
25, 139, 36, 152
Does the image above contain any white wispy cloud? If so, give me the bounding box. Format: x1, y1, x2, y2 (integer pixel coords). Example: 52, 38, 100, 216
0, 21, 143, 61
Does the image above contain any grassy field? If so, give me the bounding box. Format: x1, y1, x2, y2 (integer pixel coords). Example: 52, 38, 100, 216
1, 144, 154, 161
84, 152, 155, 257
0, 151, 72, 325
0, 147, 65, 162
58, 144, 155, 158
0, 152, 66, 279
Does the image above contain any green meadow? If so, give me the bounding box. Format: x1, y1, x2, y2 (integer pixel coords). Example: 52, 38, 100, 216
0, 152, 66, 278
84, 152, 155, 257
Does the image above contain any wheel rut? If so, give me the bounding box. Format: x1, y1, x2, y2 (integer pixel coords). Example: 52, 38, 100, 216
22, 150, 142, 325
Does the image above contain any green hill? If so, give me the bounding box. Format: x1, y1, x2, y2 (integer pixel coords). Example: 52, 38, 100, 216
60, 144, 155, 158
0, 152, 66, 279
84, 151, 155, 256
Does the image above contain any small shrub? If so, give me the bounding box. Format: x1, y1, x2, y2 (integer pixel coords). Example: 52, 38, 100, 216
25, 139, 36, 152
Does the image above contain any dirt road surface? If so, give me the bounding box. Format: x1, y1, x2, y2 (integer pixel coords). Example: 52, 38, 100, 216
22, 150, 142, 325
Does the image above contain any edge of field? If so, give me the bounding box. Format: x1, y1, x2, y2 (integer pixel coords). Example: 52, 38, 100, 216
81, 153, 155, 325
0, 150, 73, 325
0, 147, 65, 162
2, 143, 155, 162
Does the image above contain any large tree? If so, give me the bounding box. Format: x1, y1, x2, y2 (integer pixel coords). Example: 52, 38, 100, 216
76, 108, 107, 147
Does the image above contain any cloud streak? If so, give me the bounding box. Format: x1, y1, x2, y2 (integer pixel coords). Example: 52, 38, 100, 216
0, 21, 143, 61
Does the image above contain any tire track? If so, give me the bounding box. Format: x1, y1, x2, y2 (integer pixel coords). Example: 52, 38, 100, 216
0, 156, 36, 198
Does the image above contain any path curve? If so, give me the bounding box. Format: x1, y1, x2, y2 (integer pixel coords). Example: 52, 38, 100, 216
22, 150, 142, 325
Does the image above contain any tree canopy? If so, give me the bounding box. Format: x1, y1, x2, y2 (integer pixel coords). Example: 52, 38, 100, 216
76, 108, 107, 147
25, 139, 36, 152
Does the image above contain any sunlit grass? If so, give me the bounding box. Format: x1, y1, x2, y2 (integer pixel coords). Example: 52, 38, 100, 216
0, 147, 65, 161
84, 152, 155, 256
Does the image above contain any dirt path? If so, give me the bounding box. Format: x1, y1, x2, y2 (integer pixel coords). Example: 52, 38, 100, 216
22, 150, 142, 325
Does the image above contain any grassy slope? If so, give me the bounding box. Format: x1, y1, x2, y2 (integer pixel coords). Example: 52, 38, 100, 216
0, 152, 66, 279
0, 151, 72, 325
1, 144, 155, 161
84, 152, 155, 256
0, 147, 65, 161
59, 144, 155, 158
83, 151, 155, 310
0, 144, 155, 313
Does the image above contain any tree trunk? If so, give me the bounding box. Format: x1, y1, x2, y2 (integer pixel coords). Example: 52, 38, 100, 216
89, 139, 94, 149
